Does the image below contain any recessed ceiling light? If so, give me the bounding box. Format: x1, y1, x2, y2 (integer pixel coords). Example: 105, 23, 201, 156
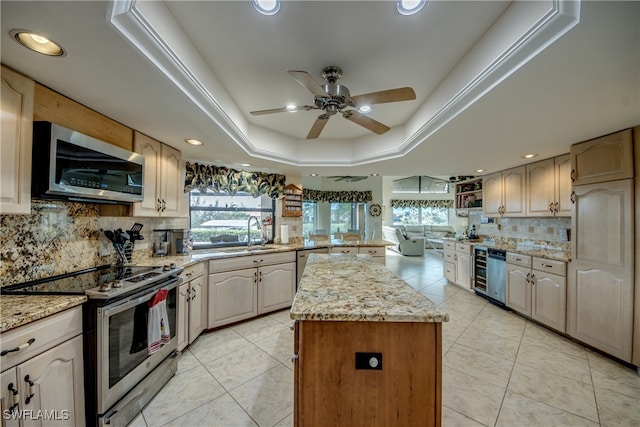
252, 0, 280, 16
185, 138, 203, 146
358, 105, 373, 114
11, 30, 65, 56
371, 173, 380, 176
396, 0, 426, 16
523, 153, 538, 159
310, 173, 318, 177
475, 169, 484, 173
285, 104, 297, 112
237, 163, 251, 167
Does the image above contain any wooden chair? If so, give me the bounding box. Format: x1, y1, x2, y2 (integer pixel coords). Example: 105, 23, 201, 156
339, 233, 361, 241
309, 234, 330, 243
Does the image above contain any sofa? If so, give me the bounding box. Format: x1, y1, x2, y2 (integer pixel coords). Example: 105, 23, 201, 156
384, 225, 456, 250
382, 226, 425, 256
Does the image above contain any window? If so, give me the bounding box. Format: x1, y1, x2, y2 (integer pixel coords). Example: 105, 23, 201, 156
392, 206, 449, 226
302, 201, 365, 237
330, 202, 365, 235
302, 201, 317, 237
189, 190, 275, 249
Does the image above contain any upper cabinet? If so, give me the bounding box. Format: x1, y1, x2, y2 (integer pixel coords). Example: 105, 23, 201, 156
1, 66, 34, 214
132, 131, 184, 217
282, 184, 303, 217
525, 154, 571, 217
570, 129, 633, 186
482, 166, 526, 217
454, 177, 482, 211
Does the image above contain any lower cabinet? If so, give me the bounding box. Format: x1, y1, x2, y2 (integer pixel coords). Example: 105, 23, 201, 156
177, 262, 207, 351
506, 253, 567, 333
297, 248, 330, 285
0, 307, 85, 426
443, 241, 472, 290
208, 252, 296, 328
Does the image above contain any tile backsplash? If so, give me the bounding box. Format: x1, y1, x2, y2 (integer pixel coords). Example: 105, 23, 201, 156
0, 200, 186, 287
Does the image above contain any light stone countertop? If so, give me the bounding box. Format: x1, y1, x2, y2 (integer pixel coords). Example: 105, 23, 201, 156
0, 295, 86, 333
290, 254, 449, 323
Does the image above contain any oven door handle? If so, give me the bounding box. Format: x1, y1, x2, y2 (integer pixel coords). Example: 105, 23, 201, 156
101, 277, 182, 317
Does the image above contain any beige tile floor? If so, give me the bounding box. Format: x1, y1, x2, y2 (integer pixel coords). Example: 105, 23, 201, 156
129, 250, 640, 427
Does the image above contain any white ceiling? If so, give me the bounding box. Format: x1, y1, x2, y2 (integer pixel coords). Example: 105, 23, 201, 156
1, 1, 638, 178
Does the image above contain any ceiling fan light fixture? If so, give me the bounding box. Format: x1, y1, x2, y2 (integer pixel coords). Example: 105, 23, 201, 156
396, 0, 426, 16
11, 30, 65, 56
252, 0, 280, 16
357, 105, 373, 114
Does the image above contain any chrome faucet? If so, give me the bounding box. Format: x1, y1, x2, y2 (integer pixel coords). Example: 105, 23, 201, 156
247, 216, 261, 247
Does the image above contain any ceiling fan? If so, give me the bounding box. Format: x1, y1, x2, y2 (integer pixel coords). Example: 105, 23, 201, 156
329, 176, 368, 182
250, 66, 416, 139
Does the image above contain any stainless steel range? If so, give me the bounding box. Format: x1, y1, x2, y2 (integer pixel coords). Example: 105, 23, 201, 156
2, 264, 183, 426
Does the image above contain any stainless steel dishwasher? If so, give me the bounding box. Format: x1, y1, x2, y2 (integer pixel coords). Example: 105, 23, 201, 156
487, 248, 507, 304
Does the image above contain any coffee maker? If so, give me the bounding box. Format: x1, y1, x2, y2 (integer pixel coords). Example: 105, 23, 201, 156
153, 229, 192, 256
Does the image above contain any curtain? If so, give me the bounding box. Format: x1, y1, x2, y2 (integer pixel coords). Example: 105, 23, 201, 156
184, 162, 286, 198
303, 188, 373, 203
390, 199, 453, 208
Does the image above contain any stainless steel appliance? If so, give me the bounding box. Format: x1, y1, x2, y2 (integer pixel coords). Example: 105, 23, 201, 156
153, 229, 192, 256
487, 248, 507, 305
1, 264, 183, 426
31, 121, 145, 204
473, 246, 488, 296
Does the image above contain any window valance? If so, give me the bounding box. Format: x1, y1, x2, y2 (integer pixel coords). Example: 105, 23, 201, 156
303, 188, 373, 203
390, 199, 453, 209
184, 162, 286, 198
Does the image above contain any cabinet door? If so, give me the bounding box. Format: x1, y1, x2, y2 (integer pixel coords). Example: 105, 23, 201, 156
443, 261, 456, 283
132, 132, 161, 216
526, 158, 555, 217
258, 262, 296, 314
1, 66, 34, 215
568, 179, 634, 361
160, 144, 182, 217
502, 166, 526, 216
531, 271, 566, 333
482, 172, 503, 216
1, 369, 20, 427
17, 335, 85, 427
554, 154, 572, 216
177, 282, 189, 351
455, 252, 472, 290
506, 265, 531, 316
208, 269, 257, 328
188, 275, 206, 343
570, 129, 634, 186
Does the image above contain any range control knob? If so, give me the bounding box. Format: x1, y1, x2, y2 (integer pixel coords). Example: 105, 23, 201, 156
163, 265, 170, 271
112, 279, 124, 288
99, 283, 111, 292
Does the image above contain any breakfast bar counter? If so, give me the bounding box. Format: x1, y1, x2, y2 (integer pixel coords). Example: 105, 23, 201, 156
290, 254, 448, 427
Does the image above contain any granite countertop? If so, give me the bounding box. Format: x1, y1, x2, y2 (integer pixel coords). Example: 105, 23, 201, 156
290, 254, 449, 323
442, 238, 571, 262
0, 295, 86, 333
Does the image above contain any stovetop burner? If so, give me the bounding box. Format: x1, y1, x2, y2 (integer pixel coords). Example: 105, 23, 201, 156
1, 264, 183, 300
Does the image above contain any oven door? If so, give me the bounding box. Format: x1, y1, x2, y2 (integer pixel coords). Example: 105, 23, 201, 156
96, 277, 180, 414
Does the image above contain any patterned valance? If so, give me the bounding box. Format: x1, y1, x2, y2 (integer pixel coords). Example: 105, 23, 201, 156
184, 162, 286, 198
390, 199, 453, 209
303, 188, 373, 203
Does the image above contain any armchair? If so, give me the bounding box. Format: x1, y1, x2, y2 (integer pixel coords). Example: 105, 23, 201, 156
394, 229, 425, 256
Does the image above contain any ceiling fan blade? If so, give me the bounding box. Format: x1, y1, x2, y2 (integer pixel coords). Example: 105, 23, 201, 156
250, 105, 316, 116
287, 70, 328, 97
342, 110, 390, 135
306, 114, 330, 139
350, 87, 416, 106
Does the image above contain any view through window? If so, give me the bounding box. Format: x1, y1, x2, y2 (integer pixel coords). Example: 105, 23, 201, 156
392, 206, 449, 226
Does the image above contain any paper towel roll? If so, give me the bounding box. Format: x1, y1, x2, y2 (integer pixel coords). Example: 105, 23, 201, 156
280, 225, 289, 244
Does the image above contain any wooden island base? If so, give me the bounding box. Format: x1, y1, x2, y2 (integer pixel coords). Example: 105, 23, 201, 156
294, 320, 442, 427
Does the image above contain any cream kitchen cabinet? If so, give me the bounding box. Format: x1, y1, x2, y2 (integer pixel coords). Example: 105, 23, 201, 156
443, 241, 472, 290
526, 154, 571, 217
358, 246, 386, 265
178, 262, 207, 351
570, 128, 634, 186
507, 254, 567, 332
132, 131, 183, 217
0, 307, 84, 426
1, 66, 34, 215
568, 178, 634, 362
482, 166, 526, 217
208, 251, 296, 328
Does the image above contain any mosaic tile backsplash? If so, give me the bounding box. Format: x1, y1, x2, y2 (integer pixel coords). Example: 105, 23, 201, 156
0, 200, 186, 287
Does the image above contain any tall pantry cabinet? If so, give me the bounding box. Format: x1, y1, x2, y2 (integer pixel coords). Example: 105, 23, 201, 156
568, 128, 636, 363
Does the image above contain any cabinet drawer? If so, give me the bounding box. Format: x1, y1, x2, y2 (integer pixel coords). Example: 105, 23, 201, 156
209, 251, 296, 273
0, 306, 82, 370
443, 250, 455, 263
358, 246, 385, 257
330, 246, 357, 255
183, 262, 206, 280
532, 257, 566, 276
506, 252, 532, 268
455, 243, 472, 254
443, 240, 456, 251
444, 261, 456, 282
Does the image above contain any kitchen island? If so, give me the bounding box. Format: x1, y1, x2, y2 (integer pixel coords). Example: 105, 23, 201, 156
290, 254, 448, 427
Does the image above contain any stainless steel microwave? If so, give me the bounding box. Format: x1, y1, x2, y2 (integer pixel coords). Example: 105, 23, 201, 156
32, 122, 145, 204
